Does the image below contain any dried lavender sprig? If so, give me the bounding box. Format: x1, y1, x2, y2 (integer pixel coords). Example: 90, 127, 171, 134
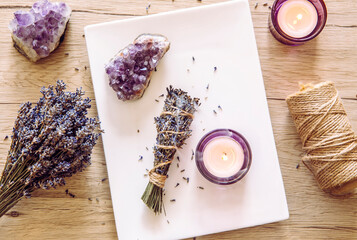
0, 80, 102, 218
141, 86, 199, 214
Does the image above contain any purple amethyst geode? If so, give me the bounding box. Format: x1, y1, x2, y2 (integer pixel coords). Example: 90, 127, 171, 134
105, 34, 170, 101
9, 0, 71, 62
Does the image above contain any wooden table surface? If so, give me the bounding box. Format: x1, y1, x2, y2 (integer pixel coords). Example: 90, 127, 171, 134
0, 0, 356, 239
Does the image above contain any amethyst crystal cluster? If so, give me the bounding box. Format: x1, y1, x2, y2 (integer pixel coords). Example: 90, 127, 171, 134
9, 0, 71, 62
105, 34, 170, 101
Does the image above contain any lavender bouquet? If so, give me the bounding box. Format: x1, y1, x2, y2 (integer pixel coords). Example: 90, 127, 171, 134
0, 80, 102, 217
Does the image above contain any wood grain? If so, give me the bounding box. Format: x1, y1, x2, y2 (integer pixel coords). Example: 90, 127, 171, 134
0, 0, 356, 239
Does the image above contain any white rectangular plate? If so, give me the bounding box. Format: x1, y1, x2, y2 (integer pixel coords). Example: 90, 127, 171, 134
85, 1, 289, 239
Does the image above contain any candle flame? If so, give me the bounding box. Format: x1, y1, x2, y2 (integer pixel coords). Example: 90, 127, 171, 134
222, 153, 228, 161
297, 14, 303, 20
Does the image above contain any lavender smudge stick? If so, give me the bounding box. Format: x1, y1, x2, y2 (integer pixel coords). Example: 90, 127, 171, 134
0, 80, 102, 218
141, 86, 199, 214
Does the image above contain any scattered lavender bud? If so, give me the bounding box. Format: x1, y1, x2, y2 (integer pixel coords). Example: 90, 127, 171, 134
146, 147, 149, 151
82, 34, 85, 38
4, 135, 9, 140
296, 164, 300, 169
255, 2, 258, 9
146, 4, 151, 14
155, 99, 159, 102
213, 110, 217, 115
206, 84, 209, 90
88, 198, 92, 201
74, 67, 79, 71
96, 198, 99, 202
158, 94, 164, 98
101, 178, 107, 182
137, 129, 140, 133
64, 53, 69, 56
177, 163, 179, 168
263, 2, 268, 6
180, 169, 185, 173
187, 177, 190, 183
9, 0, 72, 62
138, 155, 143, 161
192, 56, 195, 62
214, 66, 217, 72
218, 105, 222, 110
154, 67, 157, 72
69, 193, 75, 198
170, 199, 176, 202
198, 186, 204, 190
175, 183, 180, 188
176, 156, 180, 162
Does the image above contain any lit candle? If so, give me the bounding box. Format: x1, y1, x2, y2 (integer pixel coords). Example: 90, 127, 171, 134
195, 129, 252, 185
269, 0, 327, 45
203, 137, 244, 178
277, 0, 318, 38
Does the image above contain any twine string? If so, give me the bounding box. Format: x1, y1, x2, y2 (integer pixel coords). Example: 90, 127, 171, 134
148, 160, 172, 189
286, 82, 357, 194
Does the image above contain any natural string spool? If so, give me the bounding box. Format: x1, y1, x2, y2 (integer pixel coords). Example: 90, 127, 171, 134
286, 81, 357, 196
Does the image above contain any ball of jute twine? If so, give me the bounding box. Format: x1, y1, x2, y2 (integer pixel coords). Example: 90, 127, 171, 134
286, 81, 357, 196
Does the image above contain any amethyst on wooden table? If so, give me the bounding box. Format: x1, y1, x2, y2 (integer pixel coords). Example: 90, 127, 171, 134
9, 0, 71, 62
105, 34, 170, 101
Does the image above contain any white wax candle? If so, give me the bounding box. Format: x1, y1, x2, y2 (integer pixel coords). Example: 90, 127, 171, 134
202, 136, 244, 178
277, 0, 318, 38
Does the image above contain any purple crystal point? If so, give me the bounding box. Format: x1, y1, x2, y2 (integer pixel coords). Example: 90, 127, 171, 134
105, 34, 170, 101
9, 0, 71, 62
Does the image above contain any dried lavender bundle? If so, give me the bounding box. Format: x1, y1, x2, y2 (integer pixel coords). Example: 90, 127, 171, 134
141, 86, 199, 214
0, 80, 102, 218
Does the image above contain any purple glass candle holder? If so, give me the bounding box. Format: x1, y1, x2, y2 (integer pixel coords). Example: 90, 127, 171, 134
269, 0, 327, 45
195, 129, 252, 185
